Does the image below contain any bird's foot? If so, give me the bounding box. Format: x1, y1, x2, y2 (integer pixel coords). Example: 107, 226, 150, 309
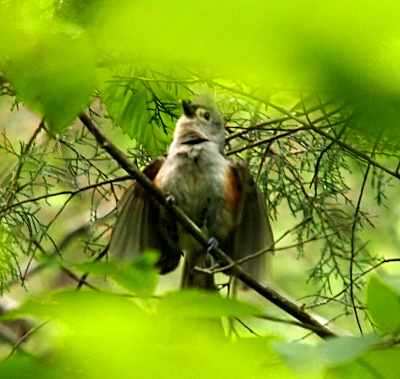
207, 237, 219, 253
164, 191, 176, 204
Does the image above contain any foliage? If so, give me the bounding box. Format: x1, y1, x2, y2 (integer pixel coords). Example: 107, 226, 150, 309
0, 0, 400, 377
1, 272, 400, 378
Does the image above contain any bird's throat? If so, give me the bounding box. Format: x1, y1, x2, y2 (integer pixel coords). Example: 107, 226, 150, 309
179, 131, 210, 145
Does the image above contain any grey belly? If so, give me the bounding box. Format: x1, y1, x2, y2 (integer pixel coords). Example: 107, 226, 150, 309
158, 158, 233, 249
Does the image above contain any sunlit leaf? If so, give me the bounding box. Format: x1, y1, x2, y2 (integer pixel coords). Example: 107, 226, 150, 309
92, 0, 400, 145
101, 66, 174, 157
158, 289, 263, 318
0, 2, 96, 133
113, 251, 159, 297
272, 341, 324, 378
75, 251, 159, 297
272, 334, 380, 378
1, 290, 289, 379
1, 355, 70, 379
327, 347, 400, 379
0, 291, 142, 324
366, 276, 400, 335
320, 334, 380, 366
327, 360, 379, 379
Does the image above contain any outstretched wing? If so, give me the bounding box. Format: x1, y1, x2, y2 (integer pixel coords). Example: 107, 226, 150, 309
109, 157, 181, 274
224, 158, 274, 283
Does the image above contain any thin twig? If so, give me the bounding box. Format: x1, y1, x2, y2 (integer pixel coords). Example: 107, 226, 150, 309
350, 163, 370, 334
300, 294, 366, 310
2, 120, 45, 210
4, 320, 50, 361
305, 258, 400, 307
235, 318, 260, 336
0, 176, 130, 216
214, 82, 400, 182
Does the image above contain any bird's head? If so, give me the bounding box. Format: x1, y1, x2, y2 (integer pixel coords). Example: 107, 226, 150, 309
173, 97, 225, 153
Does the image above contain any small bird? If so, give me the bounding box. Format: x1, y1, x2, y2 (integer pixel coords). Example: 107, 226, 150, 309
109, 97, 274, 290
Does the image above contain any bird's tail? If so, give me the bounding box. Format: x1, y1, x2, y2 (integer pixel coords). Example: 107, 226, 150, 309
181, 252, 216, 290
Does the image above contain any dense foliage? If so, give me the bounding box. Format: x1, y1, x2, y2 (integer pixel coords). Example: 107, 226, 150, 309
0, 0, 400, 377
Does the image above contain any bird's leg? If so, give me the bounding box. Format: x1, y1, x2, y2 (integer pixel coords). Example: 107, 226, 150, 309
207, 237, 219, 253
206, 237, 223, 272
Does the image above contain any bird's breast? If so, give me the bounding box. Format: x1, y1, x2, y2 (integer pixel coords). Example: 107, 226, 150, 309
153, 144, 236, 244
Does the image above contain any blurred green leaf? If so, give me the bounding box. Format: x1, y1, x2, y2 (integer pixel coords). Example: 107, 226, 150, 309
1, 290, 292, 379
1, 290, 143, 323
0, 2, 96, 133
327, 347, 400, 379
272, 334, 379, 378
1, 355, 71, 379
92, 0, 400, 145
93, 0, 400, 84
272, 341, 324, 378
327, 360, 379, 379
379, 277, 400, 295
75, 261, 120, 276
3, 0, 400, 144
360, 347, 400, 379
75, 251, 159, 297
366, 276, 400, 335
320, 334, 380, 366
234, 338, 297, 379
158, 289, 263, 318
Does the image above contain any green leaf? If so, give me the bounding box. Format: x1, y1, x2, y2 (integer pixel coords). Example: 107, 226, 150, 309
1, 290, 142, 324
379, 277, 400, 295
92, 0, 400, 145
272, 341, 324, 378
158, 289, 263, 318
272, 334, 380, 378
327, 360, 378, 379
113, 252, 159, 297
0, 290, 287, 379
101, 66, 173, 157
75, 251, 159, 297
1, 355, 71, 379
366, 276, 400, 335
234, 338, 298, 379
75, 261, 120, 276
0, 11, 96, 133
360, 347, 400, 379
320, 334, 380, 366
327, 347, 400, 379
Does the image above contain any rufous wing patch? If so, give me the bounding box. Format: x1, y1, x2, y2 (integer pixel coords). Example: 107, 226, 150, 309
224, 166, 243, 220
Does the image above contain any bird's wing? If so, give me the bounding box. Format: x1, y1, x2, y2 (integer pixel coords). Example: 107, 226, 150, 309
109, 157, 181, 274
224, 158, 274, 282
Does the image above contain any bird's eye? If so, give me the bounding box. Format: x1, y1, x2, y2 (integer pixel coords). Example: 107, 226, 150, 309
203, 111, 211, 121
195, 107, 211, 122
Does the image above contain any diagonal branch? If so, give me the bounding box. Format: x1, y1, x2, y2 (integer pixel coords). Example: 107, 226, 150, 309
79, 112, 336, 339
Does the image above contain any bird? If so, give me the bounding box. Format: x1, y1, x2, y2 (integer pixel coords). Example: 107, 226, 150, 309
109, 97, 274, 290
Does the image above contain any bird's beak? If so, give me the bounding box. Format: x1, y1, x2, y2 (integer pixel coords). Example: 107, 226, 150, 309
182, 100, 195, 117
180, 130, 210, 145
